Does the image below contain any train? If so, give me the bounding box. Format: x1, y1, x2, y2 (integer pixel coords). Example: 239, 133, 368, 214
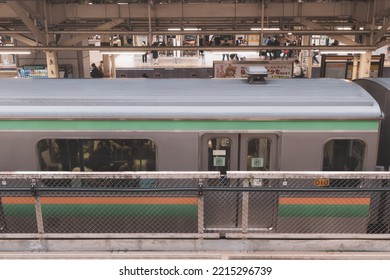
0, 76, 383, 174
0, 75, 390, 235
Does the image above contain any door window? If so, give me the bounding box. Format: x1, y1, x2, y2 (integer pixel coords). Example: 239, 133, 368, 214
247, 138, 271, 171
207, 137, 231, 174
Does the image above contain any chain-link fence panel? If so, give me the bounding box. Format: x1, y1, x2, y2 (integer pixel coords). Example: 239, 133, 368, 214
1, 172, 390, 237
39, 177, 202, 234
222, 172, 390, 235
0, 178, 38, 233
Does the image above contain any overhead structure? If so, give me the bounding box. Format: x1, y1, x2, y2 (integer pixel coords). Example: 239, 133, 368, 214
0, 0, 389, 78
0, 0, 387, 51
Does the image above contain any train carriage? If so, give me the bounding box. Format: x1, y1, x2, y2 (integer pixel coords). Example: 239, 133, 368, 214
0, 77, 384, 234
0, 77, 382, 173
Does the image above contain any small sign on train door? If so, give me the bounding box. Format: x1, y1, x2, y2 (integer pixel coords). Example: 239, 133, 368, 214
213, 156, 226, 167
251, 157, 264, 168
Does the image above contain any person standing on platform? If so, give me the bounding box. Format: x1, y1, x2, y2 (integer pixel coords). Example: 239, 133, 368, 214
290, 40, 298, 58
265, 36, 274, 60
222, 38, 230, 61
281, 41, 290, 60
98, 60, 104, 77
312, 44, 320, 64
272, 36, 281, 59
151, 44, 159, 65
141, 41, 148, 63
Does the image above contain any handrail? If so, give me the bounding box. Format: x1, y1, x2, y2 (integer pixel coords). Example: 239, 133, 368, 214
0, 171, 220, 179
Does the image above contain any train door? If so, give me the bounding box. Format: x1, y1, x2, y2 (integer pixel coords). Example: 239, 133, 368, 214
201, 133, 278, 232
201, 133, 278, 172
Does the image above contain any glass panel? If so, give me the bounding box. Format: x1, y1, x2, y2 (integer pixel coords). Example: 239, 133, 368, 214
247, 138, 271, 171
38, 139, 63, 171
38, 139, 156, 172
322, 139, 365, 171
207, 137, 231, 174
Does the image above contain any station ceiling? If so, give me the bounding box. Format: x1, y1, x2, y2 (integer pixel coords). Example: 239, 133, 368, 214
0, 0, 389, 52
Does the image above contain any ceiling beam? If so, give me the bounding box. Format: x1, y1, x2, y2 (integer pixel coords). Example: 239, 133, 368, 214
0, 26, 43, 46
15, 0, 43, 21
0, 45, 376, 53
294, 17, 359, 46
377, 39, 390, 49
373, 20, 390, 44
6, 1, 46, 45
60, 18, 125, 47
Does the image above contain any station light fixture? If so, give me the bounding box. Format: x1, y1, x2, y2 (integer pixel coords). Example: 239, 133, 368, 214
167, 27, 201, 31
100, 51, 144, 55
336, 27, 352, 30
321, 51, 366, 55
0, 51, 31, 55
250, 27, 281, 31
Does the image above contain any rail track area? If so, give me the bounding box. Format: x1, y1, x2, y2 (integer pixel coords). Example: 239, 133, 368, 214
1, 171, 390, 259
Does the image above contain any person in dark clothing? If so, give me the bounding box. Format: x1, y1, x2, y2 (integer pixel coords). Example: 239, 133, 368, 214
151, 42, 159, 65
97, 60, 104, 77
152, 49, 158, 65
272, 36, 281, 59
265, 36, 274, 60
312, 44, 320, 64
141, 41, 148, 63
213, 36, 221, 46
199, 36, 204, 56
89, 140, 113, 171
90, 63, 101, 78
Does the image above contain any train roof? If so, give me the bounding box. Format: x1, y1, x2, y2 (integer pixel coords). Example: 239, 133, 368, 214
0, 78, 382, 120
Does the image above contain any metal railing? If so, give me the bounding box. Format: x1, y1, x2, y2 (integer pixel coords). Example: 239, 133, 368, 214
1, 171, 390, 239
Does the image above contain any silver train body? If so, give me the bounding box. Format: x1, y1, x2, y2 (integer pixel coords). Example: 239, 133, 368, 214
0, 78, 382, 173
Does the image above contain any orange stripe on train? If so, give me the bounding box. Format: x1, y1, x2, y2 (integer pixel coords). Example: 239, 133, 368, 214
279, 197, 371, 205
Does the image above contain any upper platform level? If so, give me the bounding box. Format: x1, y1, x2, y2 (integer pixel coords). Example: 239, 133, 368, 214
0, 1, 389, 54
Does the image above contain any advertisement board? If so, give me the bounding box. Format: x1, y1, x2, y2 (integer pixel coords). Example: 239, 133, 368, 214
213, 61, 293, 79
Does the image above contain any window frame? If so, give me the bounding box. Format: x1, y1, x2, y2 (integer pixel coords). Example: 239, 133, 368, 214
322, 138, 366, 171
37, 138, 157, 172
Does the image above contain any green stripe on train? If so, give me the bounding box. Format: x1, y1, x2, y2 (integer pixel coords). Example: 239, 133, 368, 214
41, 204, 197, 217
278, 205, 370, 218
2, 205, 36, 217
3, 204, 197, 217
0, 120, 379, 131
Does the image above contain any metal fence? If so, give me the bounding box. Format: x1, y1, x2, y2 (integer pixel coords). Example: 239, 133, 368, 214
1, 171, 390, 239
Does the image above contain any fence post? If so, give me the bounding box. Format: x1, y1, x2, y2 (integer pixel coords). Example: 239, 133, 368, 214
32, 179, 45, 234
197, 178, 204, 237
242, 178, 249, 235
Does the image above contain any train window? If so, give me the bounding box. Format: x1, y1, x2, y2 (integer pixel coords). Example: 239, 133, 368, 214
38, 139, 156, 172
207, 137, 231, 174
322, 139, 365, 171
247, 138, 271, 171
